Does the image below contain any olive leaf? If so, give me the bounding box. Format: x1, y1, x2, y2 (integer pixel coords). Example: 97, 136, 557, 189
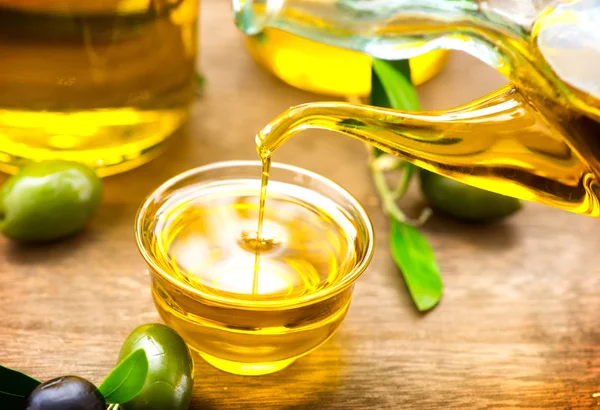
371, 59, 422, 111
0, 365, 41, 409
370, 58, 421, 159
369, 57, 443, 312
389, 219, 443, 311
98, 348, 148, 404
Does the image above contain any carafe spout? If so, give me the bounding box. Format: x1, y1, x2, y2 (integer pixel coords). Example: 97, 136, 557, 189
257, 85, 600, 216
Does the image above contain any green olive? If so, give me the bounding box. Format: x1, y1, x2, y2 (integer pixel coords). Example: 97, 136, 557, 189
0, 161, 102, 243
419, 169, 522, 222
118, 323, 194, 410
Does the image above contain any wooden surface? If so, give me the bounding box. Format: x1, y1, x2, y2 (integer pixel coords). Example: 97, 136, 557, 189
2, 1, 600, 408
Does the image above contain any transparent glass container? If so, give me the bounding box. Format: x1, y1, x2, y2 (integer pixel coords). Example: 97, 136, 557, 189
135, 161, 375, 375
244, 28, 450, 97
0, 0, 200, 176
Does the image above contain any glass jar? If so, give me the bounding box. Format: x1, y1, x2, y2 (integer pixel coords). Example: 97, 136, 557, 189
244, 28, 449, 97
0, 0, 199, 176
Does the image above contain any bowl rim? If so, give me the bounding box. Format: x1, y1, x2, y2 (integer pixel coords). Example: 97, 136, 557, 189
134, 160, 375, 310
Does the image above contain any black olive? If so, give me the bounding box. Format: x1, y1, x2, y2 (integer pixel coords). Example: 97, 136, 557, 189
24, 375, 105, 410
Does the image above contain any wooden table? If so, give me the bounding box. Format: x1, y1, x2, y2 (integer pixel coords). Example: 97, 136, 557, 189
2, 1, 600, 408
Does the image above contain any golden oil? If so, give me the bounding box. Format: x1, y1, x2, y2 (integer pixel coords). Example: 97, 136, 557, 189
139, 166, 372, 376
0, 0, 198, 176
244, 28, 449, 97
254, 2, 600, 218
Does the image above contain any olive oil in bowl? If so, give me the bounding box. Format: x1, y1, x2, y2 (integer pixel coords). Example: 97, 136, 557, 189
136, 161, 374, 376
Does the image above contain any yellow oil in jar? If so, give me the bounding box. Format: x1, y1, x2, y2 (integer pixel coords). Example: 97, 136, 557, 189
244, 28, 449, 97
0, 0, 199, 176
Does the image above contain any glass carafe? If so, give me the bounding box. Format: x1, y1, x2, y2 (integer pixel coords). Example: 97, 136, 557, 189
233, 0, 600, 217
0, 0, 199, 177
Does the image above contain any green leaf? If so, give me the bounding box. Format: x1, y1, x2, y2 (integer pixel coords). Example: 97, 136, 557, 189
0, 365, 41, 409
371, 59, 421, 111
389, 219, 443, 312
98, 348, 148, 404
369, 58, 444, 312
369, 61, 393, 157
369, 59, 420, 162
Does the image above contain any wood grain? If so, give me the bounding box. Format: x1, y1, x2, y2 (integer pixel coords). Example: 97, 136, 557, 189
2, 1, 600, 409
